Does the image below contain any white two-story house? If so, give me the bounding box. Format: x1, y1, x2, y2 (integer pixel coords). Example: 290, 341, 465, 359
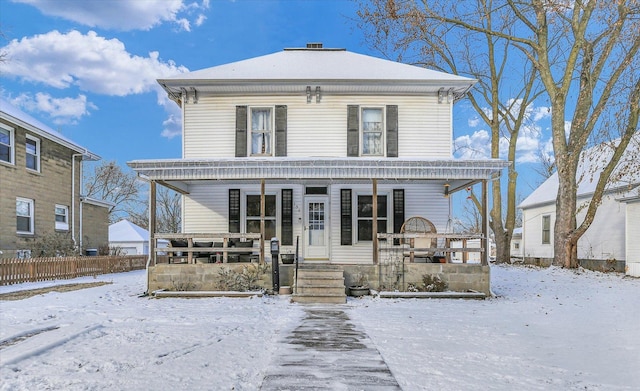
128, 44, 508, 296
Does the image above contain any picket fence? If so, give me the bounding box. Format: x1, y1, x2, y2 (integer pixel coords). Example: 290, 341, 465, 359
0, 255, 147, 286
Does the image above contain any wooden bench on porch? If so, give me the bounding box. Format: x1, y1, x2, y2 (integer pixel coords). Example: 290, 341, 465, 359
153, 233, 263, 265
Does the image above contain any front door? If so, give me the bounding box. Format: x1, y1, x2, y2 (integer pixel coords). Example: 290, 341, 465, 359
304, 196, 329, 259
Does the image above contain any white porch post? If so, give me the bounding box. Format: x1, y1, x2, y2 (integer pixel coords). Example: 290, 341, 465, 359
260, 179, 265, 263
149, 180, 157, 266
482, 179, 489, 266
372, 178, 378, 264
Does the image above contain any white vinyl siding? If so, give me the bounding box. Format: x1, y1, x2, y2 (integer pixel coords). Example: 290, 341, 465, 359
183, 95, 452, 159
626, 201, 640, 277
329, 182, 449, 264
522, 194, 627, 262
182, 181, 449, 264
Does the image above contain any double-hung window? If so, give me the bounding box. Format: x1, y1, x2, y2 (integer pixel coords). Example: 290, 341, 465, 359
542, 215, 551, 244
0, 123, 14, 164
246, 194, 276, 239
250, 108, 272, 156
361, 108, 384, 156
26, 135, 40, 171
356, 195, 387, 241
17, 198, 35, 234
55, 204, 69, 231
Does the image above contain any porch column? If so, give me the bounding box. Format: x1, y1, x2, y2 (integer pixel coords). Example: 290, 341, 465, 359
260, 179, 265, 263
372, 178, 378, 264
482, 179, 489, 266
149, 180, 157, 266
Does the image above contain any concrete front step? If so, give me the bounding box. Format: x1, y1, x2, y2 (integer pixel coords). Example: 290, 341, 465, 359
292, 264, 346, 304
292, 293, 347, 304
296, 285, 346, 295
296, 270, 344, 279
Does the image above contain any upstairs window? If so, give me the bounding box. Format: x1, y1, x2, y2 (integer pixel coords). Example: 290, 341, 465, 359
26, 135, 40, 172
361, 108, 384, 156
250, 108, 272, 156
0, 124, 14, 164
347, 105, 398, 157
55, 205, 69, 231
17, 197, 35, 234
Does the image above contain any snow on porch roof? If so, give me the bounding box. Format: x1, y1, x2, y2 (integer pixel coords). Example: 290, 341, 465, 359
127, 157, 509, 182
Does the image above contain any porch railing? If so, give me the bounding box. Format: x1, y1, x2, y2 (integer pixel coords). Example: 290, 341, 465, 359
377, 233, 486, 264
152, 233, 263, 266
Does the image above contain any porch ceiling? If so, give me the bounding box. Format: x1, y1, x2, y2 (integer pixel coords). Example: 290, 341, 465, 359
128, 157, 509, 183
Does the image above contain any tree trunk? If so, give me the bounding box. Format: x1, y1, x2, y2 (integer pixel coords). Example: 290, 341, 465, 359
554, 164, 579, 269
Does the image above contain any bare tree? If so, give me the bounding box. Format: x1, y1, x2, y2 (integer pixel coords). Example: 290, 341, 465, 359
360, 0, 640, 268
128, 187, 182, 233
357, 0, 545, 263
84, 161, 143, 223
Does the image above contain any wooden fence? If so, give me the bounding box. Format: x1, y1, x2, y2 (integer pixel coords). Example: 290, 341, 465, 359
0, 255, 147, 286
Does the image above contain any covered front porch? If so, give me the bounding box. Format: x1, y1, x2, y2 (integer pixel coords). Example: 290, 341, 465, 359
129, 158, 508, 296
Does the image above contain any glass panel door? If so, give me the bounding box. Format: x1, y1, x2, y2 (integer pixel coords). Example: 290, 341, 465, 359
304, 196, 329, 259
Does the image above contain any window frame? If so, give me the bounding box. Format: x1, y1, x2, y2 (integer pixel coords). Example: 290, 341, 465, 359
16, 197, 35, 235
355, 193, 389, 243
243, 192, 279, 240
249, 106, 274, 157
55, 204, 69, 231
542, 215, 551, 244
0, 123, 15, 165
25, 134, 41, 172
360, 107, 385, 156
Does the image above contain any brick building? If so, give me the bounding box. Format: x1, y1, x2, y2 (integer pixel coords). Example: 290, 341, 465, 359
0, 98, 110, 258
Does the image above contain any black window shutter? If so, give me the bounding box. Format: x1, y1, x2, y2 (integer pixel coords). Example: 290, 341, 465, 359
386, 105, 398, 157
235, 106, 247, 157
281, 189, 293, 245
393, 189, 405, 245
347, 105, 359, 157
275, 105, 287, 157
341, 189, 352, 245
229, 189, 240, 233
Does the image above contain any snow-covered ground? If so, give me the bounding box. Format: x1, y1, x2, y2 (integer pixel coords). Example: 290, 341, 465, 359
1, 265, 638, 390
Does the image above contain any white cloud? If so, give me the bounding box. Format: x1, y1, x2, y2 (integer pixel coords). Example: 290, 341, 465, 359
14, 0, 210, 31
10, 93, 97, 125
2, 30, 188, 137
2, 30, 188, 95
468, 117, 480, 127
195, 14, 207, 27
454, 129, 492, 159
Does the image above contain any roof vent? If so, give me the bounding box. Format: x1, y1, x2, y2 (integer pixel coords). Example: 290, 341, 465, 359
306, 42, 323, 49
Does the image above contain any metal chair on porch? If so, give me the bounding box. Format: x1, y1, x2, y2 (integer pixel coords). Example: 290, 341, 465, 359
401, 216, 438, 262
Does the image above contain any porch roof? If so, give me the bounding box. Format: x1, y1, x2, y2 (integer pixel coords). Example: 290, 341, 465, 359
128, 157, 508, 183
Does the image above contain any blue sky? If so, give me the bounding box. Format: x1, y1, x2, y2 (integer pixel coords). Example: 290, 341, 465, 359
1, 0, 551, 201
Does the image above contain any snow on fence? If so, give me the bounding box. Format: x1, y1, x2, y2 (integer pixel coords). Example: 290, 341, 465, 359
0, 255, 147, 286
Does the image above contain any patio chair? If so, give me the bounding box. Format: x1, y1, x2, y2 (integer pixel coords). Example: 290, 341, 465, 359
401, 216, 438, 262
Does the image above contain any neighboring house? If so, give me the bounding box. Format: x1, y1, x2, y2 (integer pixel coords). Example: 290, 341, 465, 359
128, 43, 509, 294
0, 98, 109, 258
519, 135, 640, 275
620, 196, 640, 276
109, 219, 168, 255
511, 227, 523, 259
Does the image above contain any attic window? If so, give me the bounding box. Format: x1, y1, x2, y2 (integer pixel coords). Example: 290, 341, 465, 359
306, 42, 323, 49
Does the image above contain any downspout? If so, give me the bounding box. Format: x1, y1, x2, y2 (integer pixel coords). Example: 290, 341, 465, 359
71, 153, 84, 248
